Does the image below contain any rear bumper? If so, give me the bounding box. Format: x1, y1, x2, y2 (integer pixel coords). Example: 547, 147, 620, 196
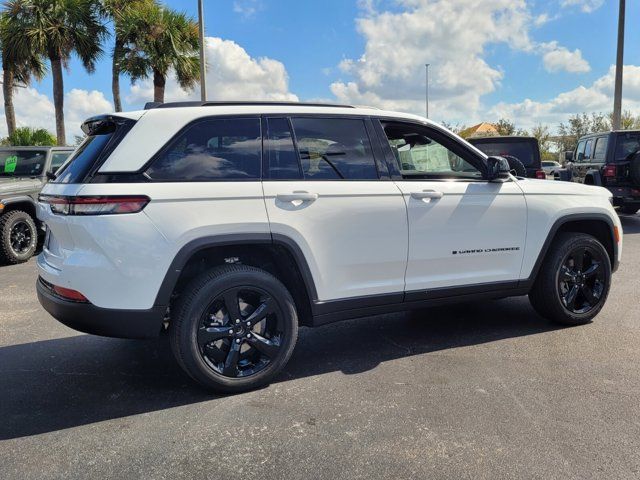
607, 186, 640, 206
37, 278, 166, 339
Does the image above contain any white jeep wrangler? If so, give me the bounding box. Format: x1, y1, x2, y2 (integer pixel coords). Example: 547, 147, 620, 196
36, 102, 623, 393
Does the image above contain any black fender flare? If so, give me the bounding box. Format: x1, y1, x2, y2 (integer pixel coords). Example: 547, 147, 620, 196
520, 213, 619, 290
153, 233, 318, 307
0, 195, 38, 218
584, 169, 602, 186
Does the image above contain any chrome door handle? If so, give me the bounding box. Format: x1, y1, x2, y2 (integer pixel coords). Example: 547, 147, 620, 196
276, 192, 319, 202
410, 190, 443, 200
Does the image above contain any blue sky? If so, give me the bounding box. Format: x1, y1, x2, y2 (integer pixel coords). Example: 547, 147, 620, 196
5, 0, 640, 136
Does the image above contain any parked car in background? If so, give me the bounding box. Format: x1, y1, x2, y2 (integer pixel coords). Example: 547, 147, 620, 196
0, 146, 74, 264
35, 102, 622, 393
468, 136, 546, 179
556, 131, 640, 215
542, 160, 561, 177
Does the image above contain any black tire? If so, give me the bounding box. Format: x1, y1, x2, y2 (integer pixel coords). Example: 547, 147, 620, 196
621, 205, 639, 215
502, 155, 527, 177
170, 264, 298, 393
529, 233, 611, 325
0, 210, 38, 265
630, 153, 640, 185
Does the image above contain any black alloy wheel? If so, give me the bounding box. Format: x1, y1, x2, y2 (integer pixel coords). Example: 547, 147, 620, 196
170, 264, 298, 393
529, 232, 612, 326
557, 246, 606, 314
197, 286, 284, 378
10, 220, 33, 256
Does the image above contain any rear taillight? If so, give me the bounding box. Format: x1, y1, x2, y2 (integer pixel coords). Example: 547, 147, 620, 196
39, 195, 150, 215
535, 170, 546, 179
603, 165, 617, 178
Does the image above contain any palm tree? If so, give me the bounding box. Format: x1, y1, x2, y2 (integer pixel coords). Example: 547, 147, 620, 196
101, 0, 153, 112
120, 3, 200, 103
0, 11, 46, 137
7, 0, 107, 146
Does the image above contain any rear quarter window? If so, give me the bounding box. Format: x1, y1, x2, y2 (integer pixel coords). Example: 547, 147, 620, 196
146, 117, 262, 181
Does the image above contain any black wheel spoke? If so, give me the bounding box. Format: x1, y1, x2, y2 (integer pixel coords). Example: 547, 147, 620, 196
572, 249, 585, 271
222, 341, 242, 376
223, 288, 242, 322
563, 285, 579, 310
198, 326, 233, 346
581, 285, 599, 306
559, 265, 574, 283
247, 332, 280, 358
582, 262, 600, 278
245, 297, 275, 326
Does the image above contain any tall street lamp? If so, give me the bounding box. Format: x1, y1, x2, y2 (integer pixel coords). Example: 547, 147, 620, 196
198, 0, 207, 102
612, 0, 625, 130
425, 64, 430, 118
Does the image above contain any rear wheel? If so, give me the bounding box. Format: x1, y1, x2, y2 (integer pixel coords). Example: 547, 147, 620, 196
0, 210, 38, 264
529, 233, 611, 325
621, 205, 639, 215
170, 265, 298, 393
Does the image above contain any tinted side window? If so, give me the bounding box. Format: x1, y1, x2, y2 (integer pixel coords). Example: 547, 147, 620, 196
592, 137, 608, 163
576, 141, 586, 162
265, 118, 301, 180
583, 139, 593, 161
146, 117, 261, 181
614, 133, 640, 161
50, 152, 71, 173
290, 117, 378, 180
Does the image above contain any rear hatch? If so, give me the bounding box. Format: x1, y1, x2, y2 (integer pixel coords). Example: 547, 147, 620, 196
38, 115, 139, 271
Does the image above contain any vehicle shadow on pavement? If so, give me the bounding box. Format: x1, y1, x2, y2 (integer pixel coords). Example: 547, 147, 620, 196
0, 297, 562, 440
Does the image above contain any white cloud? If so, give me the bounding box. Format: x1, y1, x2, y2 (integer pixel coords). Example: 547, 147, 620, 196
489, 65, 640, 130
0, 83, 112, 141
331, 0, 537, 123
233, 0, 263, 19
126, 36, 298, 105
542, 42, 590, 73
561, 0, 604, 13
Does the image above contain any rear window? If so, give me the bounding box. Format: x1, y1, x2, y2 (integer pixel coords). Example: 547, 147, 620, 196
615, 133, 640, 161
54, 117, 135, 184
0, 150, 47, 177
470, 140, 536, 166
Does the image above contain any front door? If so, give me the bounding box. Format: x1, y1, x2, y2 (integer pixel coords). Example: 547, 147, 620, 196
376, 120, 527, 296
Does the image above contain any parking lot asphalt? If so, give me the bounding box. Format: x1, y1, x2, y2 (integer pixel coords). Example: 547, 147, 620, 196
1, 215, 639, 480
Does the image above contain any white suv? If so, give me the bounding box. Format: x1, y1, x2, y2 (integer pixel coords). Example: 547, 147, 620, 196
36, 102, 623, 393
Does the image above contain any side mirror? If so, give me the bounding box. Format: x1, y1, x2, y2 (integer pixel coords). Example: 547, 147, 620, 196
564, 151, 574, 161
486, 156, 511, 181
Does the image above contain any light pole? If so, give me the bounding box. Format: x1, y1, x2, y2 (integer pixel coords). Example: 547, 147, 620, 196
612, 0, 625, 130
198, 0, 207, 102
425, 64, 430, 118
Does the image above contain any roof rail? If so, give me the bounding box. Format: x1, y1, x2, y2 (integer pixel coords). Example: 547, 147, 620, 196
144, 100, 356, 110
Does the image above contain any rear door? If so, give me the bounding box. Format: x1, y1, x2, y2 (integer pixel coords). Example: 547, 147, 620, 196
376, 120, 527, 296
261, 116, 408, 303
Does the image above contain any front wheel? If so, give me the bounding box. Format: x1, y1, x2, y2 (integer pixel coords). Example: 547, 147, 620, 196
170, 265, 298, 393
529, 233, 611, 325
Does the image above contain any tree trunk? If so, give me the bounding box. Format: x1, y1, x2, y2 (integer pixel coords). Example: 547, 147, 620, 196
153, 69, 165, 103
50, 54, 66, 146
2, 65, 16, 138
112, 36, 123, 112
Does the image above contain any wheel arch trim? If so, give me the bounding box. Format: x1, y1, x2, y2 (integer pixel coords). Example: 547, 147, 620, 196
521, 212, 619, 289
153, 233, 319, 307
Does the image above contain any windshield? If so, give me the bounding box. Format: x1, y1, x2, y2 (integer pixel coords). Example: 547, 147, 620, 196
0, 150, 47, 177
470, 141, 536, 166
